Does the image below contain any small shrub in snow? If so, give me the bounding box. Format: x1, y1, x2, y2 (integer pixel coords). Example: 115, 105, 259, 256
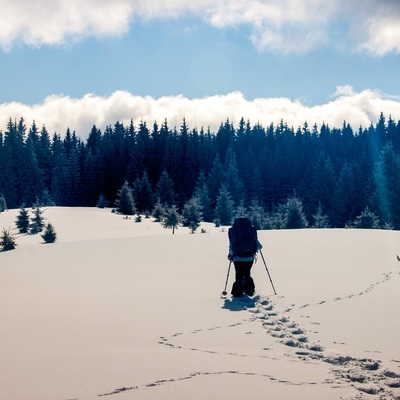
0, 228, 16, 251
41, 223, 57, 243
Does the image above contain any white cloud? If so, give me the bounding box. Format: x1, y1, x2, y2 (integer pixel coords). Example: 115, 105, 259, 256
359, 15, 400, 56
1, 88, 399, 139
1, 0, 400, 55
0, 0, 133, 49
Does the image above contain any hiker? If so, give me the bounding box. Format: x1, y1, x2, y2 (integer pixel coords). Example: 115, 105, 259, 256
228, 217, 262, 297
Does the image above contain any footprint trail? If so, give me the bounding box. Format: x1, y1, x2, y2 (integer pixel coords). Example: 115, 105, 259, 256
252, 292, 400, 399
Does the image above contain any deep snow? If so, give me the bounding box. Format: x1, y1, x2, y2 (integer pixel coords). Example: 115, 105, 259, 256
1, 207, 399, 400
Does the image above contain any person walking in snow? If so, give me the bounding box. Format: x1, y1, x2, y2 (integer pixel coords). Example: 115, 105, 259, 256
228, 217, 262, 297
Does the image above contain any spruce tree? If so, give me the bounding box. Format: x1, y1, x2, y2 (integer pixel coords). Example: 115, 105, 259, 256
0, 194, 7, 212
156, 170, 175, 207
22, 132, 44, 206
309, 156, 337, 222
266, 204, 286, 230
182, 198, 203, 233
50, 133, 67, 206
132, 171, 154, 214
333, 161, 363, 227
96, 194, 110, 208
40, 189, 55, 207
80, 149, 99, 206
234, 200, 248, 219
223, 147, 244, 204
41, 223, 57, 243
248, 199, 266, 230
114, 181, 136, 215
353, 207, 380, 229
152, 199, 166, 222
16, 206, 30, 233
1, 130, 18, 208
312, 204, 330, 228
193, 171, 213, 222
64, 147, 81, 206
161, 205, 182, 234
285, 195, 308, 229
214, 184, 234, 226
371, 143, 400, 229
30, 205, 45, 234
207, 155, 224, 205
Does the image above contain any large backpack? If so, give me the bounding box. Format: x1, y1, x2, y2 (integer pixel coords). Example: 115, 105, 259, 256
228, 217, 258, 258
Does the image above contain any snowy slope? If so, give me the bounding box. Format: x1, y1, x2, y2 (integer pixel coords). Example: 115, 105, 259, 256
0, 207, 399, 400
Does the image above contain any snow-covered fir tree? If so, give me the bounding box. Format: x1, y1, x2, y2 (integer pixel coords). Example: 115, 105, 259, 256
248, 199, 267, 230
152, 199, 166, 222
215, 184, 235, 226
15, 206, 30, 233
132, 170, 154, 215
114, 181, 136, 216
312, 204, 330, 228
182, 197, 203, 233
161, 205, 182, 234
285, 195, 308, 229
30, 205, 45, 234
193, 170, 213, 222
156, 170, 175, 207
353, 207, 380, 229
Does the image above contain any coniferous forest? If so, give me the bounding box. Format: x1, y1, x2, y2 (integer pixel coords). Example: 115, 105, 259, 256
0, 113, 400, 230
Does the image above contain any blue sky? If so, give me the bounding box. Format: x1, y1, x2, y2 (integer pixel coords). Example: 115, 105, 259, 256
1, 0, 400, 137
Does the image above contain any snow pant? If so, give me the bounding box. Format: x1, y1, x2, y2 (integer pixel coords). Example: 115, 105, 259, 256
231, 260, 255, 297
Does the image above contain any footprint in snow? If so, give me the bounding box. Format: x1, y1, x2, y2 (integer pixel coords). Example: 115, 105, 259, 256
252, 295, 400, 399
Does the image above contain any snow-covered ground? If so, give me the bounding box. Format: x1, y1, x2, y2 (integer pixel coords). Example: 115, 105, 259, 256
1, 207, 399, 400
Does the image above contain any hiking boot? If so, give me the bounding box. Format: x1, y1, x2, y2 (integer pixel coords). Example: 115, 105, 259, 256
244, 277, 255, 296
231, 281, 244, 297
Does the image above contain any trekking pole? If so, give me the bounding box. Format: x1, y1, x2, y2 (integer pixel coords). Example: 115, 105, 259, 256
260, 250, 277, 295
221, 260, 232, 298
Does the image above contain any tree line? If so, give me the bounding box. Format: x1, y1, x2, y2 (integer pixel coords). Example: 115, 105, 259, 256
0, 113, 399, 229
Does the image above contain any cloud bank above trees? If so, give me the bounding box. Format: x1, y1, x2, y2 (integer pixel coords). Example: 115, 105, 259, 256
1, 0, 399, 55
1, 87, 399, 139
